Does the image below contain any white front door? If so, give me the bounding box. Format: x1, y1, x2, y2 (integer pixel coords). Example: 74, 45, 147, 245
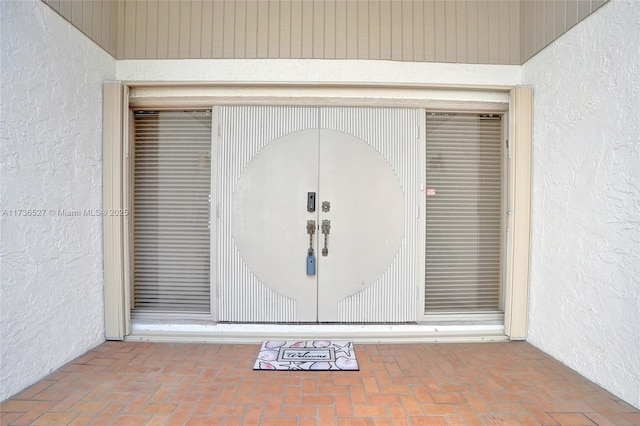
217, 106, 423, 323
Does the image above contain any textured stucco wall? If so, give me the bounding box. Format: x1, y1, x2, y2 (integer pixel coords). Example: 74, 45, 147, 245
117, 59, 521, 87
0, 0, 116, 401
523, 0, 640, 409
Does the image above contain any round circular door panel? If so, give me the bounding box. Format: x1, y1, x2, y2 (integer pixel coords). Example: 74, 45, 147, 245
232, 128, 404, 319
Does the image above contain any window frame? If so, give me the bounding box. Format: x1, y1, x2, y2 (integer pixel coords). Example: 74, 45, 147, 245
423, 111, 507, 317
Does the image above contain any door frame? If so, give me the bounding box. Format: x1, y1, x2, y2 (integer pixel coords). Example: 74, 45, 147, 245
103, 81, 532, 341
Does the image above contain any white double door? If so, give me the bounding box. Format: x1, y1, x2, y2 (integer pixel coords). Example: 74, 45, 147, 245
217, 106, 423, 323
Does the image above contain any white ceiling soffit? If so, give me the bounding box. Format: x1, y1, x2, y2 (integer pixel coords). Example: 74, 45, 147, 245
42, 0, 609, 65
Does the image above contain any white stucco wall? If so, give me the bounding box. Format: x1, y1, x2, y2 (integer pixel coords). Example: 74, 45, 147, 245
523, 0, 640, 409
0, 0, 116, 401
117, 58, 521, 87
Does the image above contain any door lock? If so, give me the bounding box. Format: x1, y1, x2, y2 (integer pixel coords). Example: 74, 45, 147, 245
306, 220, 316, 275
307, 192, 316, 212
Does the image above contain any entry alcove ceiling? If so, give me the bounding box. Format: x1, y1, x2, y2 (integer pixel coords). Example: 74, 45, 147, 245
42, 0, 608, 65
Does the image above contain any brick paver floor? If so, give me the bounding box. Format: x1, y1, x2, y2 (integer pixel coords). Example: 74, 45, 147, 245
1, 341, 639, 425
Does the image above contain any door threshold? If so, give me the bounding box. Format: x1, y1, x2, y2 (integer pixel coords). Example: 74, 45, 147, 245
126, 322, 508, 343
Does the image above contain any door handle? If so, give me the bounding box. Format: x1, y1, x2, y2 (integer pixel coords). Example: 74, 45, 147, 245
307, 220, 316, 275
321, 220, 331, 256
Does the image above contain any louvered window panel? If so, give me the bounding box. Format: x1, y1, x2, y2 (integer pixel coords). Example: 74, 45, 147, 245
132, 110, 212, 313
425, 113, 503, 313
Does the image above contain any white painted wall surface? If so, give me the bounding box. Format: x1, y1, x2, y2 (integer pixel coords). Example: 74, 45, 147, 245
523, 0, 640, 409
117, 58, 521, 88
0, 0, 115, 401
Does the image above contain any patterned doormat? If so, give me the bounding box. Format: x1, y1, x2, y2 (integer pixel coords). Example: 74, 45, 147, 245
253, 340, 359, 371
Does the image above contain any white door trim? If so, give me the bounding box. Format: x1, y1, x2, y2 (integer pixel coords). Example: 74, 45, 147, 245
103, 81, 532, 341
126, 322, 508, 344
